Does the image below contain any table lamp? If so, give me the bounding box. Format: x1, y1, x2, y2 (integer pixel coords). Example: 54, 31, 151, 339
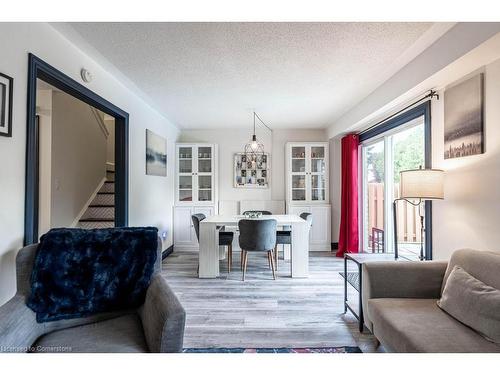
393, 167, 444, 260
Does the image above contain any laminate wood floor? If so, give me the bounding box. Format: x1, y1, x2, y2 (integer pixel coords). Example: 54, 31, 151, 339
161, 250, 382, 352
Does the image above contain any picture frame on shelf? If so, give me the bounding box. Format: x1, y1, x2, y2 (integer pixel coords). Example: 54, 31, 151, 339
234, 152, 269, 188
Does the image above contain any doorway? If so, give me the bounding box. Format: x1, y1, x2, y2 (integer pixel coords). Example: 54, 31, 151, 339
25, 54, 129, 245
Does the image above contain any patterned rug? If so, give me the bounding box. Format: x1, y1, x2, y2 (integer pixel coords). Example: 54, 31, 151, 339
183, 346, 362, 353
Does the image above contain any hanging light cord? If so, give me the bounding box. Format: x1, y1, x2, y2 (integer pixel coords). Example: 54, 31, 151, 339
253, 111, 273, 133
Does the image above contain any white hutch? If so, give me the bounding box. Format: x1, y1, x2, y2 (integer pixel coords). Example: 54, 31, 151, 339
285, 142, 331, 251
174, 143, 218, 250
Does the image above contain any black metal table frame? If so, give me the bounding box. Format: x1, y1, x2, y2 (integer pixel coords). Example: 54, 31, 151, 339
343, 255, 364, 332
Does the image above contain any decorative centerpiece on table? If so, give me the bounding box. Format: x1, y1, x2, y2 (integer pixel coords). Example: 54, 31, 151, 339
244, 211, 262, 219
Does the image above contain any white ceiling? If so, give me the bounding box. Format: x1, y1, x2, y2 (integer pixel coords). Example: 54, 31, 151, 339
62, 22, 448, 130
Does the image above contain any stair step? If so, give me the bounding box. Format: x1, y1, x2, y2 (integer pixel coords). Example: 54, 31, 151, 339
81, 206, 114, 220
91, 193, 114, 206
79, 219, 115, 222
97, 192, 114, 195
77, 221, 114, 229
105, 181, 115, 184
99, 183, 115, 193
89, 204, 114, 208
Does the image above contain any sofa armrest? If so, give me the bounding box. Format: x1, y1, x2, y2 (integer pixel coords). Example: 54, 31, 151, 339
0, 294, 43, 352
139, 274, 186, 353
363, 261, 448, 300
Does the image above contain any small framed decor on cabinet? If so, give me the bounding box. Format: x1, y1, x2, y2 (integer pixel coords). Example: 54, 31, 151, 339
234, 153, 269, 188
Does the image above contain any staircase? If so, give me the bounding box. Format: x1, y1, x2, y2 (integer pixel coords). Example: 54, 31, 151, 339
77, 170, 115, 229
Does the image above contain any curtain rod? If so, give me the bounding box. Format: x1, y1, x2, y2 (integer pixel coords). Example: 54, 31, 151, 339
358, 90, 439, 136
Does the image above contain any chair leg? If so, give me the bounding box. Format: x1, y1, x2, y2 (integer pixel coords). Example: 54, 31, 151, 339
241, 250, 245, 271
269, 250, 276, 280
242, 251, 249, 281
227, 245, 232, 273
267, 251, 271, 269
274, 245, 278, 270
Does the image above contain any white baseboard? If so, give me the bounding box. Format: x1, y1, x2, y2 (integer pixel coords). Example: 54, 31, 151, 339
71, 177, 107, 228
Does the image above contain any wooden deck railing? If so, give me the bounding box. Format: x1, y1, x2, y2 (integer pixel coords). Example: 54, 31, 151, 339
367, 183, 422, 247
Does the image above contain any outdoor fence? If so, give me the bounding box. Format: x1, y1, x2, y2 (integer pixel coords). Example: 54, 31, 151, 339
367, 183, 422, 249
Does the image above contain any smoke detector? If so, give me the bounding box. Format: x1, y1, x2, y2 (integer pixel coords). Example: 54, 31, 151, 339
80, 68, 93, 83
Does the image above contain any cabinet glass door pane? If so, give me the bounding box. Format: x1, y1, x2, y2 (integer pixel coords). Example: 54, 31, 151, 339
310, 146, 326, 201
292, 145, 306, 173
198, 176, 212, 202
198, 146, 212, 173
311, 175, 325, 201
179, 147, 192, 173
292, 175, 306, 201
311, 146, 325, 173
179, 175, 193, 201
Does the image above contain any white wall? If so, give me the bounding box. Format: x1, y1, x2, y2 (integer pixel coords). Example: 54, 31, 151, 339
50, 91, 107, 227
37, 89, 53, 236
329, 137, 342, 243
179, 128, 327, 207
0, 23, 179, 305
431, 60, 500, 259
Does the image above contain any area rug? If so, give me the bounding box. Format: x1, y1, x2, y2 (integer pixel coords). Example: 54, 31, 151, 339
183, 346, 362, 353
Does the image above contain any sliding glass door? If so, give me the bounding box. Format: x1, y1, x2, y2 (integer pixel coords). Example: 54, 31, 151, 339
360, 103, 430, 260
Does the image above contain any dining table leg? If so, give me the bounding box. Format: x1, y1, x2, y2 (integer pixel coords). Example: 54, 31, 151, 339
199, 221, 219, 278
290, 221, 309, 278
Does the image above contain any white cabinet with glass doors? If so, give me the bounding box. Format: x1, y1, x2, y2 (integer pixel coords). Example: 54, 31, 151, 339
285, 142, 331, 251
286, 142, 329, 204
175, 144, 218, 205
174, 143, 218, 250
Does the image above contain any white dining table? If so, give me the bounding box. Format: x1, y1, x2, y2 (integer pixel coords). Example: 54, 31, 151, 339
198, 214, 309, 278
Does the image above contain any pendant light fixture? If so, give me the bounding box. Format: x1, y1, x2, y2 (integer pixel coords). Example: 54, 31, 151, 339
244, 111, 271, 161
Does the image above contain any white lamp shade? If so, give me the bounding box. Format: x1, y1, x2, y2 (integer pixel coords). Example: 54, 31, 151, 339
399, 169, 444, 200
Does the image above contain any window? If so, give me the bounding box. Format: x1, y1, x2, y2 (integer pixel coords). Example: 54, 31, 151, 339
360, 102, 431, 260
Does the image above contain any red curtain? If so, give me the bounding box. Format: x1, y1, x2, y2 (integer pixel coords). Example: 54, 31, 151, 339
336, 134, 359, 257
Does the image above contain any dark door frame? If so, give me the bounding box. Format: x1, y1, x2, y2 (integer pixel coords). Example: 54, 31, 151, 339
25, 53, 129, 245
359, 101, 433, 260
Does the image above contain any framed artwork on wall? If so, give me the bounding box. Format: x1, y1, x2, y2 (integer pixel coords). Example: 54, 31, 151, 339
234, 153, 269, 188
444, 73, 484, 159
146, 129, 167, 176
0, 72, 13, 137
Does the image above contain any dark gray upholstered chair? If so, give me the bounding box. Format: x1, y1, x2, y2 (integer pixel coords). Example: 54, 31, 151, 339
274, 212, 312, 269
242, 210, 272, 215
238, 219, 277, 281
192, 214, 234, 272
0, 238, 186, 353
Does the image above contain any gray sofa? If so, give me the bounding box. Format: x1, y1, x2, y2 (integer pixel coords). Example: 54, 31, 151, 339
0, 241, 186, 353
362, 249, 500, 353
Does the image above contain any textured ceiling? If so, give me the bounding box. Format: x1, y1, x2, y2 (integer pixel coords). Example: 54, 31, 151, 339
66, 22, 438, 129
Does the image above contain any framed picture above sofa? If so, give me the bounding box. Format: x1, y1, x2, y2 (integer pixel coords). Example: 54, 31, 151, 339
444, 73, 484, 159
0, 72, 13, 137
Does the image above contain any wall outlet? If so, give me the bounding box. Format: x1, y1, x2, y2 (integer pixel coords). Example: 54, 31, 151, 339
162, 231, 167, 240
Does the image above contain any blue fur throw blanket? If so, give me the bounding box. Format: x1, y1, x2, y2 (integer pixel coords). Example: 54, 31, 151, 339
27, 227, 158, 323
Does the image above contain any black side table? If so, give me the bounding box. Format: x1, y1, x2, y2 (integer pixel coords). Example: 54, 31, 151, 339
342, 253, 396, 332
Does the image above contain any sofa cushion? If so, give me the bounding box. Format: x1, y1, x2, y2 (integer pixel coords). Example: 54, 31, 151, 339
443, 249, 500, 293
33, 314, 148, 353
368, 298, 500, 353
438, 266, 500, 343
27, 227, 158, 323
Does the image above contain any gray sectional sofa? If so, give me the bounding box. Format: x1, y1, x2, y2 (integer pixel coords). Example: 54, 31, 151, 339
0, 241, 186, 353
362, 249, 500, 353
